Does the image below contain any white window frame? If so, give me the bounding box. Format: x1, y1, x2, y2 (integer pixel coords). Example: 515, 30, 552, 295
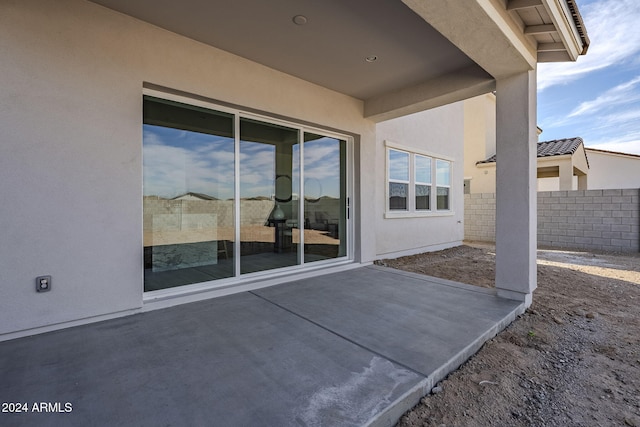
385, 140, 454, 219
414, 154, 432, 211
436, 159, 451, 211
387, 148, 410, 211
142, 87, 355, 301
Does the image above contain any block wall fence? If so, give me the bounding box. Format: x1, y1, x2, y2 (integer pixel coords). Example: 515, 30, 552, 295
464, 189, 640, 253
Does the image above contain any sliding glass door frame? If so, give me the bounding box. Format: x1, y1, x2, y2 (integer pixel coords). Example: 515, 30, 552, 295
143, 89, 353, 296
234, 111, 353, 276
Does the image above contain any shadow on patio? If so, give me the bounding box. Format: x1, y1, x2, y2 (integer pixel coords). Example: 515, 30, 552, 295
0, 265, 524, 427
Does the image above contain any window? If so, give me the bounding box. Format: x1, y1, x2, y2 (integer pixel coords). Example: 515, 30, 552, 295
388, 149, 409, 210
386, 143, 452, 215
415, 155, 431, 210
436, 159, 451, 210
464, 179, 471, 195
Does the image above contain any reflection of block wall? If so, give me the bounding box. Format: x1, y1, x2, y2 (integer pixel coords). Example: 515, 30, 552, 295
240, 200, 275, 225
143, 198, 342, 235
305, 198, 340, 224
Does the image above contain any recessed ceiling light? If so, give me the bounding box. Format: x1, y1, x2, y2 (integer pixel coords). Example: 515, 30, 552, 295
365, 55, 378, 63
293, 15, 308, 25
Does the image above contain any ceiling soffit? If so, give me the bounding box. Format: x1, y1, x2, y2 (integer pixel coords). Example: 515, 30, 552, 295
88, 0, 587, 121
89, 0, 485, 101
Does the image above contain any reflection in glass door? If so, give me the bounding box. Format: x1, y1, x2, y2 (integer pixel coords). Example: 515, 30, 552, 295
142, 97, 235, 291
142, 96, 349, 292
303, 133, 347, 262
239, 118, 300, 274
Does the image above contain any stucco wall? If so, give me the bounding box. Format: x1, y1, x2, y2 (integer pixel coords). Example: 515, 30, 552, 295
463, 94, 497, 194
585, 150, 640, 190
375, 104, 465, 258
0, 0, 376, 338
465, 190, 640, 252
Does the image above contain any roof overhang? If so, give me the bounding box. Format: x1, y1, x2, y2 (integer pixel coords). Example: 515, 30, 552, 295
88, 0, 588, 121
512, 0, 590, 62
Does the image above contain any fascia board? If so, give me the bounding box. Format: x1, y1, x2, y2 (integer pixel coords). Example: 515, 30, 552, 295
402, 0, 536, 79
476, 0, 538, 70
541, 0, 583, 60
537, 154, 572, 165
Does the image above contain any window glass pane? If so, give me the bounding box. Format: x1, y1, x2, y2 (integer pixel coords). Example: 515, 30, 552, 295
436, 159, 450, 185
437, 187, 450, 210
416, 184, 430, 210
143, 96, 235, 291
239, 118, 298, 275
389, 149, 409, 181
389, 182, 408, 210
303, 133, 347, 262
415, 155, 431, 184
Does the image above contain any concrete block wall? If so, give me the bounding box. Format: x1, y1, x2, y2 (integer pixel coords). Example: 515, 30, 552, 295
465, 189, 640, 252
538, 189, 639, 252
463, 193, 496, 242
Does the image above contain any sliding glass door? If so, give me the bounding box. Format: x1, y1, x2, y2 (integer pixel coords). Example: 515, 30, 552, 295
143, 97, 235, 291
143, 96, 349, 292
303, 133, 347, 262
239, 118, 300, 274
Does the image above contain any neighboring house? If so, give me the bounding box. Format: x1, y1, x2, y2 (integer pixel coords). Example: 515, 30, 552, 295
466, 117, 640, 192
536, 145, 640, 191
0, 0, 588, 340
535, 138, 589, 191
575, 148, 640, 190
472, 136, 590, 192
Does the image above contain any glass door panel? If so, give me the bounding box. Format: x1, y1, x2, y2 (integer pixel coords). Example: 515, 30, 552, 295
303, 133, 347, 262
143, 97, 235, 291
239, 118, 299, 274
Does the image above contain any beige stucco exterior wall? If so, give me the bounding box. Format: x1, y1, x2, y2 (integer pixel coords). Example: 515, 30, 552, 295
584, 150, 640, 190
538, 149, 640, 191
375, 104, 465, 258
463, 94, 497, 194
0, 0, 377, 338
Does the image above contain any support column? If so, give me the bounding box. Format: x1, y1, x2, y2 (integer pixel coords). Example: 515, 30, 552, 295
495, 70, 537, 307
559, 161, 573, 190
577, 174, 588, 190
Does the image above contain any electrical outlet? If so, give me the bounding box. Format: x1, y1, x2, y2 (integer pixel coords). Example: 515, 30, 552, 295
36, 276, 52, 293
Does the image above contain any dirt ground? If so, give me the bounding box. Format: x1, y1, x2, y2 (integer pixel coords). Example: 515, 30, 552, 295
377, 243, 640, 427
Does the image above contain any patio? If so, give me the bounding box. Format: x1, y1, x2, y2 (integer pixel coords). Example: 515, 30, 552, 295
0, 266, 524, 427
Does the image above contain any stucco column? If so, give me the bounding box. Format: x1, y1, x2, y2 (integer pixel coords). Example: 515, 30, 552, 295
559, 161, 573, 190
495, 70, 537, 307
577, 174, 588, 190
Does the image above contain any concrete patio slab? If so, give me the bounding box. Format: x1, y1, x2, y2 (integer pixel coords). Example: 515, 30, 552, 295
255, 266, 524, 377
0, 266, 524, 427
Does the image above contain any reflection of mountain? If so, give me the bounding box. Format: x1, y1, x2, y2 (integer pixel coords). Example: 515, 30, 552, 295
172, 192, 219, 201
304, 195, 338, 201
242, 196, 272, 201
143, 193, 220, 201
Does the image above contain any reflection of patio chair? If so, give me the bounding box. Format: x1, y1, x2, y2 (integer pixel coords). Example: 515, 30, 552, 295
307, 212, 329, 231
217, 240, 229, 259
327, 220, 339, 239
283, 219, 296, 250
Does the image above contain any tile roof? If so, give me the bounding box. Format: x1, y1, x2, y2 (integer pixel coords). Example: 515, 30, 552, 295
538, 137, 584, 157
477, 137, 585, 164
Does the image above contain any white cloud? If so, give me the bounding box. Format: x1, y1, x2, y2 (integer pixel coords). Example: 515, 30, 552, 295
587, 139, 640, 155
538, 0, 640, 91
568, 75, 640, 117
599, 107, 640, 128
143, 128, 236, 198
